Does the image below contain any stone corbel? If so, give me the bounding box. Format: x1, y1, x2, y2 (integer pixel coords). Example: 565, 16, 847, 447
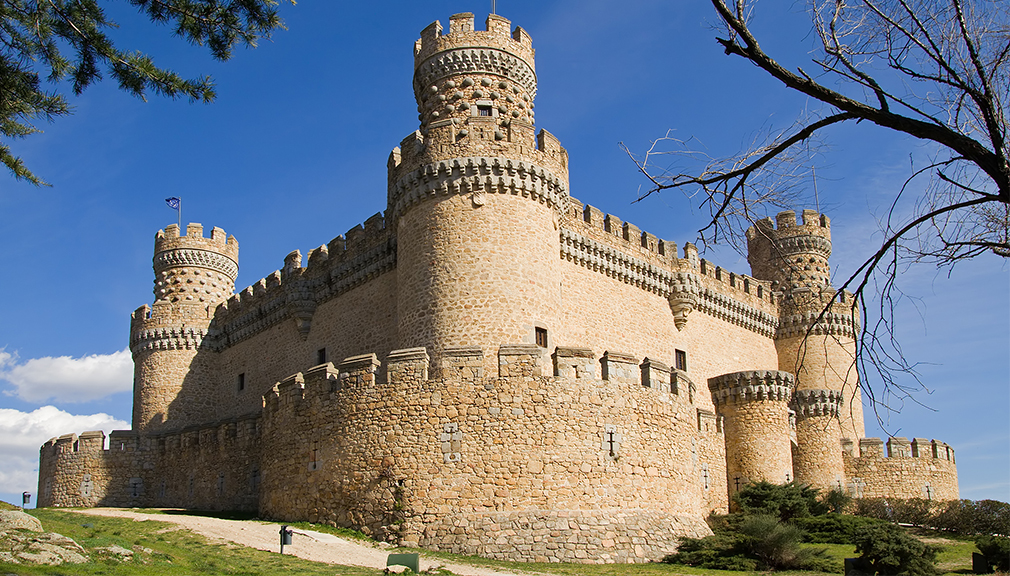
668, 292, 697, 331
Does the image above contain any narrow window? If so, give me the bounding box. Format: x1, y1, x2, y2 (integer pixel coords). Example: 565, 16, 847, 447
535, 327, 548, 348
317, 348, 327, 365
675, 349, 688, 372
477, 104, 492, 116
237, 373, 245, 391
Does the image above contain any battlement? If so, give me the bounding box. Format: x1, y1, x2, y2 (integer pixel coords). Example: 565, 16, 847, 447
414, 13, 534, 71
563, 199, 780, 337
747, 210, 835, 291
155, 223, 239, 267
791, 388, 842, 419
708, 370, 795, 406
206, 214, 396, 347
847, 437, 956, 461
262, 344, 701, 416
152, 223, 239, 305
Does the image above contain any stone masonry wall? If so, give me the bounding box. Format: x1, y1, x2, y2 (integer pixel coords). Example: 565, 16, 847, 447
844, 437, 959, 501
258, 346, 721, 563
38, 420, 262, 511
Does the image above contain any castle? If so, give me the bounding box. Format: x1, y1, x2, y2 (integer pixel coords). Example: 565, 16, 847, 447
38, 13, 958, 563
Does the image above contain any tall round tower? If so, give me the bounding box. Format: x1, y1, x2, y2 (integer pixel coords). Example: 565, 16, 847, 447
709, 370, 796, 495
130, 223, 238, 434
746, 210, 864, 485
388, 13, 570, 373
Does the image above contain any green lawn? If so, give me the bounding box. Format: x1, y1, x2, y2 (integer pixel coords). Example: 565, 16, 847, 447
0, 507, 983, 576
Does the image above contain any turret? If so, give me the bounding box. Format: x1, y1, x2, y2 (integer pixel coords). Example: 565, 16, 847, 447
388, 14, 570, 374
709, 370, 795, 495
746, 210, 864, 482
130, 223, 238, 433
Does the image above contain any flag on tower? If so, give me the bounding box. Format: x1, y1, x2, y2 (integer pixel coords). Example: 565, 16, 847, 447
165, 197, 181, 228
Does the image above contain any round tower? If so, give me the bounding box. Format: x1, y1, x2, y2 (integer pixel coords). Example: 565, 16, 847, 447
388, 13, 570, 373
791, 389, 845, 493
709, 370, 796, 495
746, 210, 864, 464
130, 223, 238, 434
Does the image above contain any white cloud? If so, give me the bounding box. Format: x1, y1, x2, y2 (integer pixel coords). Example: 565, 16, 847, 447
0, 406, 129, 494
0, 349, 132, 403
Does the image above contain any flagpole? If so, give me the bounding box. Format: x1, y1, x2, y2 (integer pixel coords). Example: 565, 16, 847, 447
178, 197, 182, 229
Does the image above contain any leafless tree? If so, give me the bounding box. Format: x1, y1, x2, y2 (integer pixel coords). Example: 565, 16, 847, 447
627, 0, 1008, 413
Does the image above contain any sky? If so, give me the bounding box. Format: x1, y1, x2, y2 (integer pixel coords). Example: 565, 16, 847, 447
0, 1, 1006, 508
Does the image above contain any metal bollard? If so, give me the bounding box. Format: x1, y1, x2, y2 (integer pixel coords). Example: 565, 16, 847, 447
279, 525, 293, 554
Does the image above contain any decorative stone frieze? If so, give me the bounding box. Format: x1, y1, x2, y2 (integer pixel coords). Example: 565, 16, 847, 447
776, 309, 859, 340
153, 248, 239, 280
388, 157, 567, 222
129, 325, 209, 354
791, 388, 842, 420
415, 47, 537, 99
708, 370, 794, 406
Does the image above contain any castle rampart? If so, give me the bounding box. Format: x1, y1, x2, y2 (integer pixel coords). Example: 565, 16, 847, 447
39, 11, 959, 566
843, 437, 958, 501
257, 344, 723, 563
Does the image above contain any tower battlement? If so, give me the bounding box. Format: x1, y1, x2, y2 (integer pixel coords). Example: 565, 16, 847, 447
153, 223, 238, 305
747, 210, 832, 291
39, 11, 959, 564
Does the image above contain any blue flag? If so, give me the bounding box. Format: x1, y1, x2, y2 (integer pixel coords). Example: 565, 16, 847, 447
166, 197, 181, 210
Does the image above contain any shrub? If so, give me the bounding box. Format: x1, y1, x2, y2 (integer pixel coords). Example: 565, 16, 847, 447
794, 513, 889, 544
854, 523, 939, 576
666, 514, 835, 572
823, 488, 852, 514
734, 481, 828, 521
738, 514, 832, 570
975, 535, 1010, 572
663, 532, 758, 571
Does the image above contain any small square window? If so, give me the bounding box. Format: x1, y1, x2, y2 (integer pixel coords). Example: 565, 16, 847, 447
237, 373, 245, 391
535, 327, 548, 348
317, 348, 327, 365
477, 105, 493, 116
675, 350, 688, 372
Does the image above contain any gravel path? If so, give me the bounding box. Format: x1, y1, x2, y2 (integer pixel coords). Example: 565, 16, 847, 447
73, 508, 543, 576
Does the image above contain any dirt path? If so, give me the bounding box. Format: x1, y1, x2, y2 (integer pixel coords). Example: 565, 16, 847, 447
73, 508, 543, 576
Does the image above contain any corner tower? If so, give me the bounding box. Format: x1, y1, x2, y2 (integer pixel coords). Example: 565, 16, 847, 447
129, 223, 238, 434
747, 210, 863, 492
388, 13, 570, 372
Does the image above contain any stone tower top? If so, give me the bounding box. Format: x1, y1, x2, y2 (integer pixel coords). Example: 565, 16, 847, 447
153, 223, 239, 305
746, 210, 832, 291
413, 13, 537, 133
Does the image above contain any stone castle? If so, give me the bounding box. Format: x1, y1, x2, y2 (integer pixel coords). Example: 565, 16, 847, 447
38, 13, 958, 563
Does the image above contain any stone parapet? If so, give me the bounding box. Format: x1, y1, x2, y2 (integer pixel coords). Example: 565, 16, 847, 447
791, 388, 842, 420
553, 347, 595, 379
708, 370, 794, 406
844, 436, 959, 500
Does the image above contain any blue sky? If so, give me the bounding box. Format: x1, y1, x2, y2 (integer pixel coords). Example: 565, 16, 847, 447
0, 1, 1006, 508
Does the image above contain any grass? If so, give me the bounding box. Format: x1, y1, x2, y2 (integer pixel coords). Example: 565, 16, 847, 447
0, 506, 984, 576
1, 508, 382, 576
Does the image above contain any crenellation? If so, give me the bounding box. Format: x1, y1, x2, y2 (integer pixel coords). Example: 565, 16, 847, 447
448, 12, 474, 34
553, 346, 595, 379
338, 353, 381, 387
640, 357, 670, 389
860, 437, 885, 457
441, 346, 484, 381
41, 10, 959, 563
887, 436, 911, 458
601, 351, 638, 383
386, 347, 430, 384
498, 344, 543, 377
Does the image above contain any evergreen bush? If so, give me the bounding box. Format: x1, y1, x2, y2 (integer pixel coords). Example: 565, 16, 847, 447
974, 535, 1010, 572
853, 523, 938, 576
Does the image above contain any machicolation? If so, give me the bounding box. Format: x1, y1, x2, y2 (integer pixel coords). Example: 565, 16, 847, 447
39, 11, 958, 564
